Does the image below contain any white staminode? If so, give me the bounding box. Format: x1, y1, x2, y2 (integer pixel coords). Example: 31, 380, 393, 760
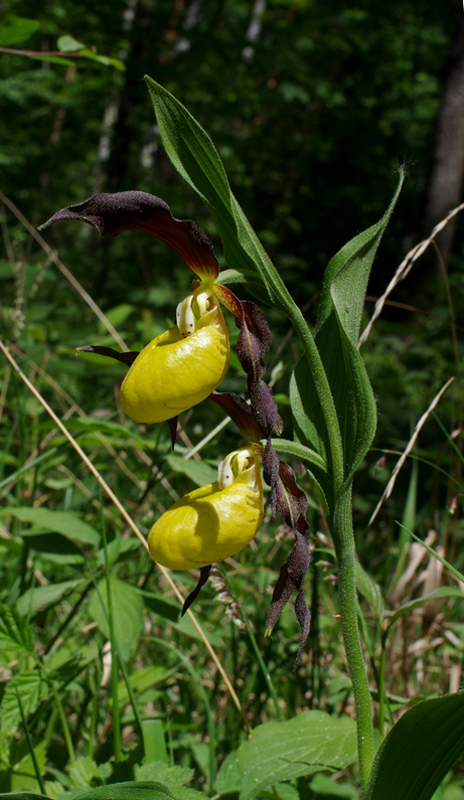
176, 289, 212, 337
217, 448, 253, 488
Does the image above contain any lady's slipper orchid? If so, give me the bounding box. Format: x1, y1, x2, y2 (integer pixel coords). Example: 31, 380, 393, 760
39, 191, 229, 423
120, 283, 229, 423
148, 445, 263, 570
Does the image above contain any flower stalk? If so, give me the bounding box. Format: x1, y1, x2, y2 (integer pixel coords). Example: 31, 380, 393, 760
332, 486, 374, 788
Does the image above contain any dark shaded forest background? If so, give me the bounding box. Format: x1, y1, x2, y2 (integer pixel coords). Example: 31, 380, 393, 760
2, 0, 464, 524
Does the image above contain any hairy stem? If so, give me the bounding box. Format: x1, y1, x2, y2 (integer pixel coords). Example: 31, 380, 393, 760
332, 487, 374, 788
283, 302, 345, 492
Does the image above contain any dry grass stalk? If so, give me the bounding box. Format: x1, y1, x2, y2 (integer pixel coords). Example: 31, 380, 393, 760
369, 377, 454, 524
0, 337, 251, 734
359, 202, 464, 348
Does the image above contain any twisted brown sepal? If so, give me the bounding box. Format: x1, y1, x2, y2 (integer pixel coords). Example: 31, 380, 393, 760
167, 416, 179, 450
265, 531, 311, 671
214, 285, 282, 439
209, 390, 262, 442
39, 191, 219, 281
77, 345, 140, 366
181, 565, 212, 616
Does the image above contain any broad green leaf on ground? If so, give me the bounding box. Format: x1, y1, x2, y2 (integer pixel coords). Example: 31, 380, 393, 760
0, 794, 49, 800
0, 603, 34, 655
10, 741, 47, 794
310, 773, 359, 798
145, 77, 295, 315
163, 454, 218, 487
355, 562, 385, 625
67, 757, 103, 788
88, 576, 144, 660
136, 762, 202, 800
362, 691, 464, 800
3, 508, 100, 547
1, 671, 50, 739
16, 579, 85, 617
215, 710, 357, 800
71, 782, 178, 800
0, 16, 40, 46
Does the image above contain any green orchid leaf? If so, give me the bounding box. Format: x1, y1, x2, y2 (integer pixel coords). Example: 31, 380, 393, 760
216, 710, 357, 800
362, 691, 464, 800
72, 783, 177, 800
316, 169, 404, 347
144, 77, 296, 316
290, 174, 403, 491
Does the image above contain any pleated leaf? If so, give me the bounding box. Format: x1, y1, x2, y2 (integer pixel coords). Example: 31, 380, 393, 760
363, 691, 464, 800
290, 174, 403, 494
215, 710, 357, 800
145, 77, 295, 315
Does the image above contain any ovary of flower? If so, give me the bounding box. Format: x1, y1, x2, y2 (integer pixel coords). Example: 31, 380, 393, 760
148, 446, 264, 570
119, 284, 229, 423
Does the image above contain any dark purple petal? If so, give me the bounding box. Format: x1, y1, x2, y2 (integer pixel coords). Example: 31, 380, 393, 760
266, 531, 312, 670
39, 191, 219, 280
237, 323, 265, 380
242, 301, 271, 357
167, 416, 179, 449
209, 391, 263, 442
248, 380, 283, 438
77, 345, 139, 366
181, 565, 212, 615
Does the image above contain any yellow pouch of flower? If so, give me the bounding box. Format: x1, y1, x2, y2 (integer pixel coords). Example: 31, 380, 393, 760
120, 284, 229, 423
148, 446, 263, 569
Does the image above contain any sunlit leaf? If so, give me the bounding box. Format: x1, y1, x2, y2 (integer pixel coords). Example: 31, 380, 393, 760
215, 710, 357, 800
88, 577, 144, 661
363, 691, 464, 800
3, 507, 100, 546
0, 603, 34, 655
16, 579, 85, 617
0, 16, 40, 47
1, 671, 50, 739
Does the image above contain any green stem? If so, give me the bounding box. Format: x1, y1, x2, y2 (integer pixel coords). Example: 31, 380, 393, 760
282, 301, 345, 493
231, 595, 284, 723
378, 637, 387, 738
15, 685, 47, 796
332, 487, 373, 788
52, 681, 76, 765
